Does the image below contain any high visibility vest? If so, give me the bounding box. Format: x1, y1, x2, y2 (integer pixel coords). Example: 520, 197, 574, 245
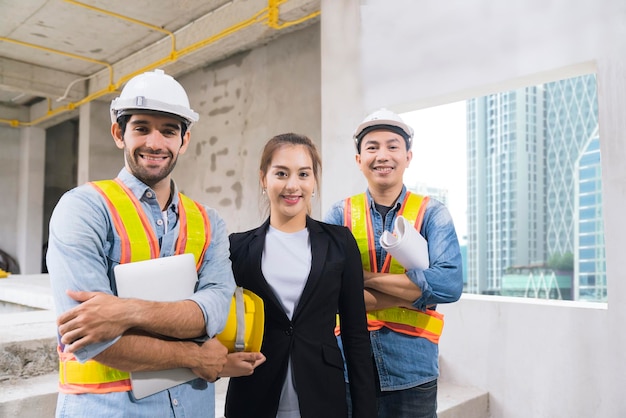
340, 192, 444, 345
58, 178, 211, 395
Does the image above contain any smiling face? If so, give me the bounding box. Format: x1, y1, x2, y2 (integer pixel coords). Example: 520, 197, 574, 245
112, 113, 189, 189
261, 143, 317, 231
356, 129, 412, 195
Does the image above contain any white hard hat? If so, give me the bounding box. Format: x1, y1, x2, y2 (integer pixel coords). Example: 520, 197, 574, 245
353, 108, 414, 151
110, 69, 199, 128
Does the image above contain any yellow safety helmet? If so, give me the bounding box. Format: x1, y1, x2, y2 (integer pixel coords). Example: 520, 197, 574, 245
216, 287, 265, 352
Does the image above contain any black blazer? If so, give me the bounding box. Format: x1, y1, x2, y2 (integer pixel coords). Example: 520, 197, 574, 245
224, 217, 376, 418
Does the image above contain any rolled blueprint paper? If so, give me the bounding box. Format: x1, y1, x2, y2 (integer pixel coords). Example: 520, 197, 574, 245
380, 216, 429, 270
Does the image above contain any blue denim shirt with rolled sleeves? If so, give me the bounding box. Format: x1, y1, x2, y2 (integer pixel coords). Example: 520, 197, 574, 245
47, 168, 236, 418
324, 186, 463, 391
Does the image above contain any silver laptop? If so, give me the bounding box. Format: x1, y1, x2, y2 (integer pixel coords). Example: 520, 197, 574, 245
114, 253, 199, 399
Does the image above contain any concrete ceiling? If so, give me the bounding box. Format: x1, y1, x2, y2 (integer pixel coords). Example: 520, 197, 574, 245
0, 0, 319, 128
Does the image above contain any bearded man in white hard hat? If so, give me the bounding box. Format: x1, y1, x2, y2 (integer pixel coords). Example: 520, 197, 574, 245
47, 69, 258, 417
324, 108, 463, 418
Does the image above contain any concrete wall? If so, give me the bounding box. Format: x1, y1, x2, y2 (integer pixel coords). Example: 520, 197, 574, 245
16, 127, 45, 274
175, 23, 321, 233
42, 120, 78, 272
0, 126, 21, 269
79, 101, 120, 183
319, 0, 625, 417
319, 1, 367, 212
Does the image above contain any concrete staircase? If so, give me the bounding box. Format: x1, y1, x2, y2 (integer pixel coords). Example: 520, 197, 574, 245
0, 311, 58, 417
0, 275, 59, 417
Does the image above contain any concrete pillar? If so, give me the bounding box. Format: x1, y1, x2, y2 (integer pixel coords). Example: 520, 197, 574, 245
77, 103, 91, 185
78, 100, 120, 184
16, 126, 45, 273
320, 0, 367, 215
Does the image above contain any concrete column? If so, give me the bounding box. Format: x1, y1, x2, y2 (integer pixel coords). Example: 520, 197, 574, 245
320, 0, 367, 215
16, 126, 45, 273
78, 100, 119, 184
77, 103, 91, 185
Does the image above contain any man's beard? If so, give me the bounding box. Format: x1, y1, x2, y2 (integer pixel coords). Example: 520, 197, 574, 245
125, 147, 178, 187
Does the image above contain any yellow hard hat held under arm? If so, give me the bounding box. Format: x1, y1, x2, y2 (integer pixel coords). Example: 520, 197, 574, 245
216, 287, 265, 352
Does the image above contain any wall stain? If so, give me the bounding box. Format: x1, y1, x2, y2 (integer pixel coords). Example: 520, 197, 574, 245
226, 170, 235, 177
195, 140, 207, 156
220, 198, 232, 207
208, 106, 234, 116
209, 136, 218, 146
209, 148, 229, 172
205, 186, 222, 193
231, 182, 242, 209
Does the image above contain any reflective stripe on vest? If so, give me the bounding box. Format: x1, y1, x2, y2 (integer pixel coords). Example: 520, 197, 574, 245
57, 178, 211, 394
90, 178, 211, 267
341, 192, 444, 344
58, 347, 131, 394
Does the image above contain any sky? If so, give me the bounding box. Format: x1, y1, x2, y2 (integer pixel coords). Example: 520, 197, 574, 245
401, 101, 468, 242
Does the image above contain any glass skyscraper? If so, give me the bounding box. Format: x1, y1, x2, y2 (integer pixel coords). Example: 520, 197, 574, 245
466, 74, 604, 301
466, 87, 545, 295
575, 132, 606, 301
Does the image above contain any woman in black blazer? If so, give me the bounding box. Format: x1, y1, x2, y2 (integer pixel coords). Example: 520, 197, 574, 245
224, 133, 376, 418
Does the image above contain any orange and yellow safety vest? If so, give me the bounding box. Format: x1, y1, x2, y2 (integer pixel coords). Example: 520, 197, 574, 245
58, 178, 211, 394
340, 192, 444, 345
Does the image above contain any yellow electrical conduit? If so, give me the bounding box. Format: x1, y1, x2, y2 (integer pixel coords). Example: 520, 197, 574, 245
0, 0, 320, 128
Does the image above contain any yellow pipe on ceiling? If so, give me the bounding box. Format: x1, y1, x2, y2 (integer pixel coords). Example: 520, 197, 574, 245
0, 37, 114, 87
0, 0, 320, 128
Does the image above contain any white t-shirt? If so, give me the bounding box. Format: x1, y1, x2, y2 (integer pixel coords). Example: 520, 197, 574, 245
262, 225, 311, 418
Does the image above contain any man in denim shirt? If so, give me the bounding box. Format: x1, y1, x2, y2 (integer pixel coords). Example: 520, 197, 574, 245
324, 108, 463, 418
47, 70, 236, 417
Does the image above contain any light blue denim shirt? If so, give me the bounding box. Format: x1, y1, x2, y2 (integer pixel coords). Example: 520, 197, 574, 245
324, 186, 463, 390
47, 168, 235, 417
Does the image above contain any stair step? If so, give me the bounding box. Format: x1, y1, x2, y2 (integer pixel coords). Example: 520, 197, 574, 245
0, 373, 58, 417
438, 381, 489, 418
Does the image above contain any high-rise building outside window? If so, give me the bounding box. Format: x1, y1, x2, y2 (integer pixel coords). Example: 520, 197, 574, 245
402, 73, 605, 302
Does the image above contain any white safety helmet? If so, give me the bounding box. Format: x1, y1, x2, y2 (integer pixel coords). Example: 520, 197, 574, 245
353, 108, 414, 152
110, 69, 199, 128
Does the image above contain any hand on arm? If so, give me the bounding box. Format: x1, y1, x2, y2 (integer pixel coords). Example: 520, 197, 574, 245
57, 290, 206, 353
93, 333, 228, 382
